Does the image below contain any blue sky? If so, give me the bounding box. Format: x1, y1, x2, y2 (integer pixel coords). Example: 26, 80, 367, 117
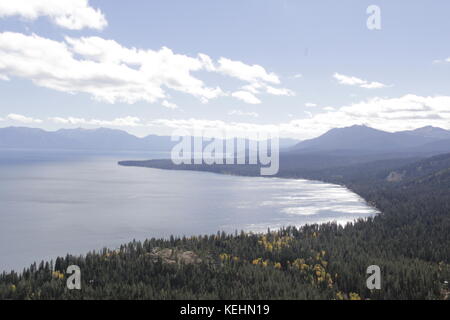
0, 0, 450, 139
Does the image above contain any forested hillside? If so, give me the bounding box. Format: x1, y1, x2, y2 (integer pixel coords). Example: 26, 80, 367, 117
1, 153, 449, 300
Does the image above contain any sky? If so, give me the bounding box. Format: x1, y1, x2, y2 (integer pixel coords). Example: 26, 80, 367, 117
0, 0, 450, 139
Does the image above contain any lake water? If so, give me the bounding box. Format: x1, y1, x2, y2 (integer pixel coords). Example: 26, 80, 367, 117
0, 150, 378, 272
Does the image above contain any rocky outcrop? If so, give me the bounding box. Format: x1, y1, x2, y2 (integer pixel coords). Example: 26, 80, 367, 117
386, 171, 405, 182
147, 248, 202, 265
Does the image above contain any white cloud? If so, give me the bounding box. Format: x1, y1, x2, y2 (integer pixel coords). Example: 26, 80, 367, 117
333, 73, 387, 89
198, 53, 215, 72
360, 81, 387, 89
433, 58, 450, 64
304, 111, 313, 118
293, 74, 303, 78
148, 94, 450, 139
337, 94, 450, 124
241, 83, 261, 94
239, 82, 294, 97
49, 116, 142, 127
48, 117, 84, 125
265, 86, 295, 96
162, 100, 179, 109
7, 113, 42, 124
10, 94, 449, 139
214, 57, 294, 101
0, 32, 294, 105
0, 0, 107, 30
333, 73, 366, 86
216, 58, 280, 84
305, 102, 317, 108
149, 118, 279, 138
228, 110, 259, 118
0, 32, 224, 105
231, 91, 261, 104
279, 94, 450, 138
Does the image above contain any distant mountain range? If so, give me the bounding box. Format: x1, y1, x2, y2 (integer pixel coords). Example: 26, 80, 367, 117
0, 126, 300, 152
0, 127, 175, 152
1, 125, 449, 155
289, 125, 450, 156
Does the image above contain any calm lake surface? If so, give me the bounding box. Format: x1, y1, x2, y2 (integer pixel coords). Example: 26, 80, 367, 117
0, 150, 378, 272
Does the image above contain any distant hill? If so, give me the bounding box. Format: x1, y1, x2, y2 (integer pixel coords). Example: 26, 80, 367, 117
400, 126, 450, 140
1, 125, 447, 155
0, 126, 300, 152
384, 152, 450, 184
0, 126, 175, 152
290, 125, 450, 156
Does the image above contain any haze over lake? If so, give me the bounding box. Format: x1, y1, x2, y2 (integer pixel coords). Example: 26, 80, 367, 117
0, 150, 378, 272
